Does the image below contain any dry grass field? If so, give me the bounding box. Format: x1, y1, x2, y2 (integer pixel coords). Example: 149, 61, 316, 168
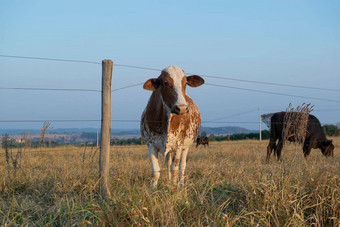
0, 138, 339, 226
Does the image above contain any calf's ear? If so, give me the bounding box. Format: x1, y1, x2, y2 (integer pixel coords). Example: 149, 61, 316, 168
143, 78, 160, 91
187, 75, 205, 87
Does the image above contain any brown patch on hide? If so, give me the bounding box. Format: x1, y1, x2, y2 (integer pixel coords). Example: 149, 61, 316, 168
174, 158, 180, 166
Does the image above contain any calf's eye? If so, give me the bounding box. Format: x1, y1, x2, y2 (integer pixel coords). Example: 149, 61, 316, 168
163, 81, 169, 87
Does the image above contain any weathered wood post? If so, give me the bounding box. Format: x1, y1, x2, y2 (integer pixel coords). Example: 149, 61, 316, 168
99, 59, 113, 197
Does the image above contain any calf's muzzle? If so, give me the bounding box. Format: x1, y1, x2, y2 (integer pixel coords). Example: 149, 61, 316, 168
173, 104, 189, 115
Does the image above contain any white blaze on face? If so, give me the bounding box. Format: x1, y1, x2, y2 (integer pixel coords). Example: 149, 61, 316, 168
164, 65, 187, 106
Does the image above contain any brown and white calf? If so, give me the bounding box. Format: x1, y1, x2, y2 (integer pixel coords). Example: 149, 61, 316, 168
141, 65, 204, 189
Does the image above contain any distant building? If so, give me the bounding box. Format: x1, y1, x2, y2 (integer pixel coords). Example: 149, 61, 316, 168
15, 139, 25, 143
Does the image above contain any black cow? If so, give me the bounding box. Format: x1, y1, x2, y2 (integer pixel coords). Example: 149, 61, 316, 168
266, 112, 334, 163
196, 136, 209, 148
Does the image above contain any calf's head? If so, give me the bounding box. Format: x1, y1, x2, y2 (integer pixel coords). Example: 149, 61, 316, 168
143, 65, 204, 115
321, 140, 334, 157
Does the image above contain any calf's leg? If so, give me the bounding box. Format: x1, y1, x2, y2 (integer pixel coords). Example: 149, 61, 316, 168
165, 152, 172, 181
171, 150, 182, 185
179, 147, 189, 186
148, 144, 160, 189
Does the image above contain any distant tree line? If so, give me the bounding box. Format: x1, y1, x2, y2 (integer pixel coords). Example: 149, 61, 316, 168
208, 124, 339, 142
322, 124, 340, 136
208, 130, 270, 142
2, 123, 338, 147
110, 138, 142, 145
80, 132, 97, 139
0, 139, 60, 148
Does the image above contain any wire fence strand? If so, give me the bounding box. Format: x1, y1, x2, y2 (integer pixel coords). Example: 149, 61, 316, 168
0, 87, 101, 92
115, 64, 160, 72
0, 140, 331, 151
199, 74, 340, 92
1, 54, 338, 151
1, 82, 338, 105
205, 83, 340, 103
2, 54, 339, 92
0, 119, 329, 125
112, 83, 144, 92
0, 83, 143, 93
0, 54, 101, 65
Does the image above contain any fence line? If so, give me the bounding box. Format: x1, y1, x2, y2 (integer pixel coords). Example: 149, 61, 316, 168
0, 83, 143, 93
0, 119, 330, 125
1, 54, 340, 102
1, 54, 339, 92
0, 87, 101, 92
1, 54, 338, 135
205, 83, 340, 103
198, 74, 340, 92
115, 63, 160, 72
1, 82, 338, 104
0, 140, 332, 151
0, 54, 101, 65
111, 83, 144, 92
207, 109, 259, 122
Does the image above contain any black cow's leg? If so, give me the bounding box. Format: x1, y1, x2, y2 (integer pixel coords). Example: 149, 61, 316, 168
303, 141, 311, 158
266, 139, 276, 163
276, 140, 283, 161
266, 144, 272, 163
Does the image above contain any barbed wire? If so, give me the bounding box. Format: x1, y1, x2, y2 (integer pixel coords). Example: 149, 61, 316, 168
0, 119, 272, 124
1, 54, 339, 126
313, 109, 340, 112
115, 64, 160, 72
1, 54, 339, 92
206, 109, 258, 122
0, 54, 101, 65
261, 108, 340, 112
0, 140, 333, 151
198, 74, 340, 92
0, 119, 112, 123
205, 83, 340, 103
1, 82, 338, 105
0, 84, 143, 93
111, 83, 144, 92
0, 87, 101, 92
0, 119, 331, 125
0, 119, 259, 123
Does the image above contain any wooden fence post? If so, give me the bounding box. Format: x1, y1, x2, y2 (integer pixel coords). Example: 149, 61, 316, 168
99, 59, 113, 197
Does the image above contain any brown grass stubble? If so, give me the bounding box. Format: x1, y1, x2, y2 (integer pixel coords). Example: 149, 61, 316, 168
0, 139, 339, 226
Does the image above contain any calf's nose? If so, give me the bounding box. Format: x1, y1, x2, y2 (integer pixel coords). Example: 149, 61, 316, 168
173, 104, 189, 115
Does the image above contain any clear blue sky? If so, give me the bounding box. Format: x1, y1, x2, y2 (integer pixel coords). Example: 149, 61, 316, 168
1, 0, 340, 130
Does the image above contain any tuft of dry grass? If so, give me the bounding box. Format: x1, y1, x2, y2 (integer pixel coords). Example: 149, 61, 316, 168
0, 139, 339, 226
39, 121, 51, 150
282, 103, 314, 146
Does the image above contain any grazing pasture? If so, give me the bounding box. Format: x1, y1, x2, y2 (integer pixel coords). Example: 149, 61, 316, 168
0, 138, 339, 226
